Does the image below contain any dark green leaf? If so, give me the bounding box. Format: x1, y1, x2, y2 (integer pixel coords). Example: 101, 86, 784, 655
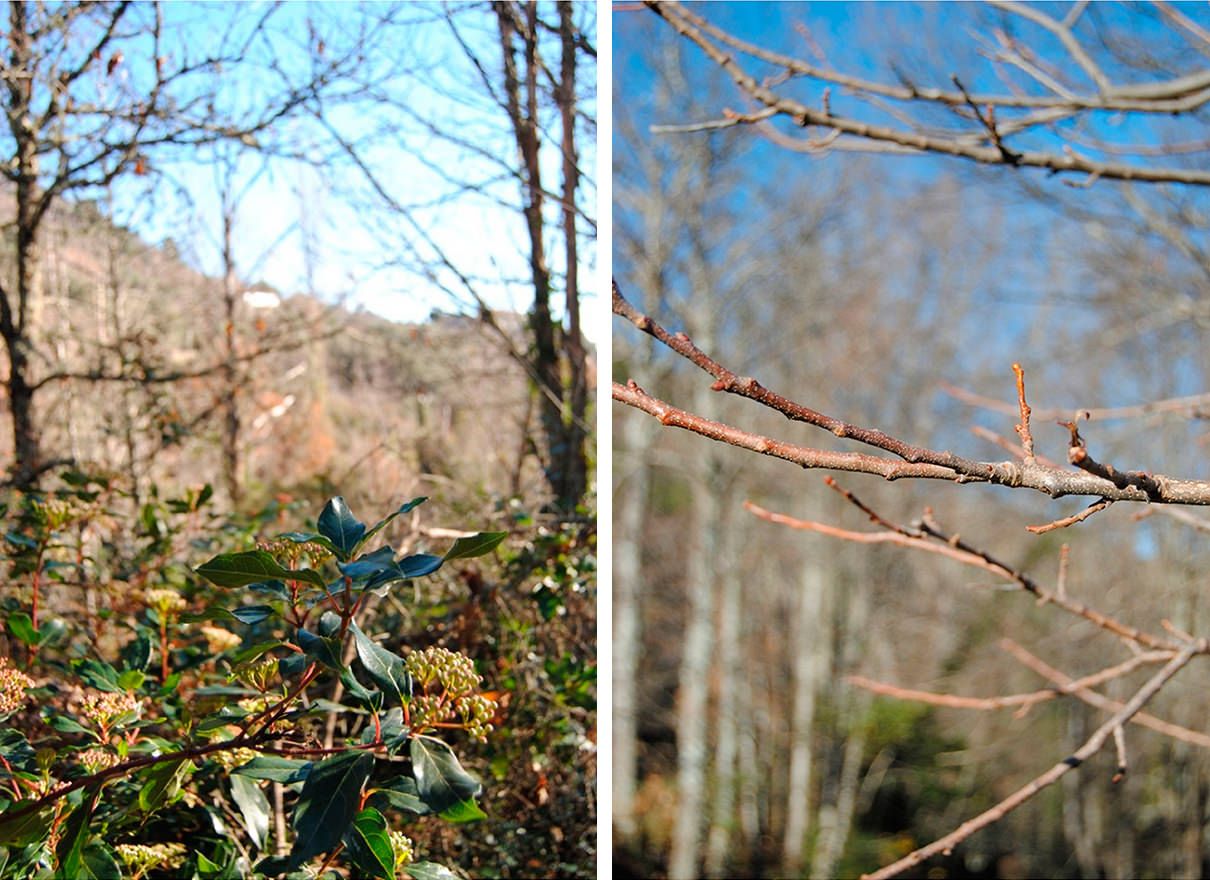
317, 497, 365, 559
288, 750, 374, 867
443, 531, 507, 561
197, 704, 251, 733
48, 715, 92, 736
339, 666, 380, 709
115, 669, 145, 691
232, 640, 283, 664
371, 776, 429, 815
297, 627, 343, 670
231, 605, 275, 625
232, 755, 312, 785
405, 861, 460, 880
410, 737, 482, 814
55, 788, 97, 876
364, 554, 443, 593
342, 807, 394, 880
6, 612, 37, 646
0, 802, 50, 846
158, 671, 182, 697
196, 550, 325, 589
74, 659, 123, 693
120, 632, 153, 671
351, 623, 411, 706
248, 580, 290, 599
230, 774, 270, 851
337, 546, 396, 581
397, 554, 443, 579
35, 618, 66, 647
317, 610, 342, 638
439, 797, 487, 823
78, 841, 121, 880
254, 855, 293, 878
138, 755, 192, 812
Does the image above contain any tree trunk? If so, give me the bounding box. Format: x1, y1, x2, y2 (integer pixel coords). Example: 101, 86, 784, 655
496, 0, 579, 514
668, 446, 724, 879
782, 564, 828, 874
556, 0, 587, 511
704, 506, 742, 877
613, 410, 654, 842
220, 188, 242, 505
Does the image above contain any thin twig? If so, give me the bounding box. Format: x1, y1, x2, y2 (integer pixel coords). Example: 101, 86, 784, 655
999, 639, 1210, 748
863, 642, 1199, 879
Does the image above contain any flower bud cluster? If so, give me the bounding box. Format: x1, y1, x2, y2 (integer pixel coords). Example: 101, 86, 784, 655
31, 496, 87, 532
212, 746, 257, 771
80, 689, 142, 738
239, 696, 290, 733
230, 656, 279, 692
144, 587, 186, 616
77, 747, 120, 774
257, 538, 332, 570
200, 624, 242, 654
405, 646, 496, 742
389, 830, 414, 871
115, 842, 186, 878
0, 657, 34, 716
405, 646, 479, 694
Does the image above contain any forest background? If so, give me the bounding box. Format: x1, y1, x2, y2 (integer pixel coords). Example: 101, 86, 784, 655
614, 3, 1210, 879
0, 2, 596, 879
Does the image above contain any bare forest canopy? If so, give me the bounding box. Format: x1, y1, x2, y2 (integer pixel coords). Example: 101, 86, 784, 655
614, 3, 1210, 880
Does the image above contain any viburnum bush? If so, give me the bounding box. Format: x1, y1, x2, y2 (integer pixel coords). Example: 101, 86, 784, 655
0, 487, 506, 879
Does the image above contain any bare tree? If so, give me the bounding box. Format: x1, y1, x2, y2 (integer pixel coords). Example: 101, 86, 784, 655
616, 3, 1210, 878
0, 2, 374, 487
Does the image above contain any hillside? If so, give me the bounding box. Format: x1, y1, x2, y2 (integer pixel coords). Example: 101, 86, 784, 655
2, 193, 574, 515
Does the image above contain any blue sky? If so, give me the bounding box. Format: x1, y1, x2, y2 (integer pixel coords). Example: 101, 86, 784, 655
105, 2, 599, 341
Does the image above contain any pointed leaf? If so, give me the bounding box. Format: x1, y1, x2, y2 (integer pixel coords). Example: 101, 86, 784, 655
371, 776, 429, 815
288, 750, 374, 867
232, 755, 312, 785
338, 546, 397, 581
78, 842, 121, 880
342, 807, 394, 880
360, 497, 427, 550
351, 624, 412, 706
196, 550, 325, 589
443, 531, 507, 561
138, 756, 192, 812
230, 774, 270, 851
297, 627, 344, 670
0, 802, 50, 846
397, 554, 444, 579
230, 605, 275, 625
74, 659, 123, 693
409, 737, 482, 814
56, 788, 98, 876
5, 612, 36, 646
439, 797, 487, 823
317, 497, 366, 559
406, 862, 460, 880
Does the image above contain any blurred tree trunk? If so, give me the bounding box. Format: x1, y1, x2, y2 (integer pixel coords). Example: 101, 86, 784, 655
704, 513, 742, 877
783, 564, 829, 874
668, 442, 723, 879
220, 177, 243, 506
614, 409, 653, 841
